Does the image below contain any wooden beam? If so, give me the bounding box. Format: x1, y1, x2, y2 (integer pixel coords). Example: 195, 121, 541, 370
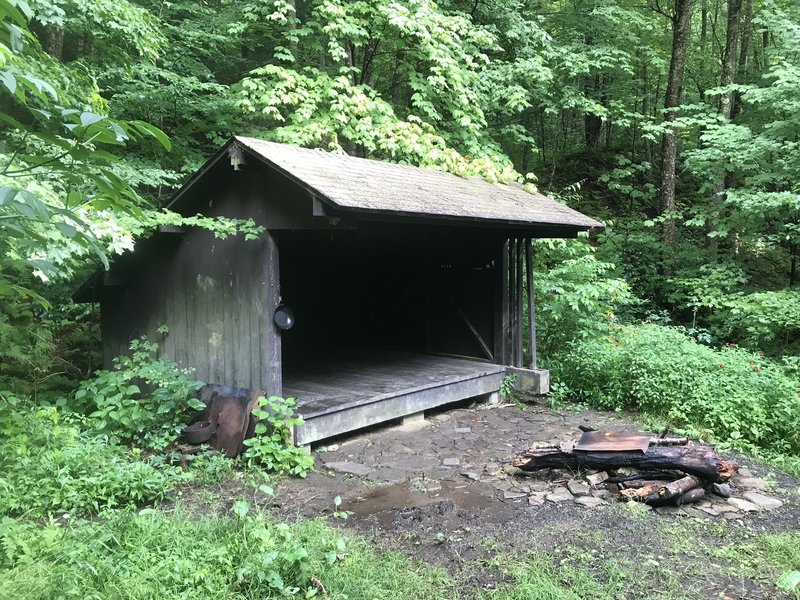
157, 225, 187, 234
494, 240, 508, 364
515, 237, 524, 367
264, 231, 283, 399
525, 238, 537, 369
448, 293, 494, 360
508, 239, 517, 366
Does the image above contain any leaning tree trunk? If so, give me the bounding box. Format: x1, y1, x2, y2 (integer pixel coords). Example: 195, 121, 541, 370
658, 0, 695, 247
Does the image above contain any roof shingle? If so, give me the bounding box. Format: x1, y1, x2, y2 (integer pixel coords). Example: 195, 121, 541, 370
235, 137, 602, 230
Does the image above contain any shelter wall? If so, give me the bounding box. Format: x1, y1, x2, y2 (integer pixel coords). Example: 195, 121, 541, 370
100, 168, 278, 392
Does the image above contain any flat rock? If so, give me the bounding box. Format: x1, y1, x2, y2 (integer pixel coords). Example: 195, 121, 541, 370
528, 481, 550, 492
727, 497, 759, 512
654, 506, 682, 515
442, 457, 460, 467
528, 493, 546, 506
425, 481, 442, 493
546, 488, 574, 503
586, 471, 609, 486
493, 480, 514, 491
592, 489, 611, 499
575, 496, 603, 508
698, 506, 720, 517
484, 462, 501, 474
742, 492, 783, 510
503, 491, 528, 500
324, 461, 370, 476
712, 483, 731, 498
737, 477, 766, 491
366, 468, 408, 484
682, 507, 708, 518
454, 427, 471, 434
567, 479, 591, 497
738, 467, 753, 478
461, 471, 480, 481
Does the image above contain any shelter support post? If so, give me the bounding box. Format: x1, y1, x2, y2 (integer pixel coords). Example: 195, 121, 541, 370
264, 231, 282, 399
525, 239, 537, 370
515, 237, 524, 367
500, 236, 547, 394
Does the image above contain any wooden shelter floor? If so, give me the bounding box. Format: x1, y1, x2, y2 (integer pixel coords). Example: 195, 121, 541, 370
283, 349, 506, 444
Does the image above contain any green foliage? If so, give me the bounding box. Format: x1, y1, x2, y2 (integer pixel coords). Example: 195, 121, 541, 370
243, 395, 314, 476
0, 506, 457, 600
0, 404, 184, 518
73, 336, 204, 451
535, 237, 635, 356
0, 508, 341, 598
553, 324, 800, 457
0, 298, 99, 402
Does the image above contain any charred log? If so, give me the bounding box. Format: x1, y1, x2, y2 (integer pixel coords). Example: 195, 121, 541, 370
513, 445, 737, 483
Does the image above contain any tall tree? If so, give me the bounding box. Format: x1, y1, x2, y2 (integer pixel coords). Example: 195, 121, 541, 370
708, 0, 742, 254
657, 0, 695, 246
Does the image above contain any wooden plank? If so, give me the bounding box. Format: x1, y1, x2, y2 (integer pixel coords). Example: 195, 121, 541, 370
264, 231, 282, 399
508, 238, 516, 366
284, 349, 504, 419
449, 294, 493, 360
248, 240, 264, 390
525, 238, 537, 370
493, 239, 507, 364
294, 371, 505, 445
515, 238, 524, 367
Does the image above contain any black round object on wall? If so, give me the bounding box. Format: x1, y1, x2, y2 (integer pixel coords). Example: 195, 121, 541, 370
273, 305, 295, 330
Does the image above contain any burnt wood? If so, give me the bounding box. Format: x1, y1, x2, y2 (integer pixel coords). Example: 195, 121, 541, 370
514, 445, 737, 483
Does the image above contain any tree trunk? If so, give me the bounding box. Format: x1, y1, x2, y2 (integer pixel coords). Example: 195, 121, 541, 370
708, 0, 742, 256
658, 0, 695, 246
731, 0, 753, 119
42, 25, 64, 60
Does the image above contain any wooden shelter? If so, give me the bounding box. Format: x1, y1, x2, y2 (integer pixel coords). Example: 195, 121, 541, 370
76, 137, 601, 446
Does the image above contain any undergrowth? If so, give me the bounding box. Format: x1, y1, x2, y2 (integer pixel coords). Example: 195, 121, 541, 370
551, 324, 800, 471
0, 405, 186, 518
0, 507, 454, 600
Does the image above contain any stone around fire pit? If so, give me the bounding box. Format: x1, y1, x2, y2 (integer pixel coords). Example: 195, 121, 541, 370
742, 492, 783, 510
546, 488, 574, 503
575, 496, 604, 508
727, 497, 759, 512
567, 479, 591, 497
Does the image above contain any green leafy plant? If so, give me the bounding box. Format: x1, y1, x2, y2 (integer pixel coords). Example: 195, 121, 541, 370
243, 395, 314, 476
73, 335, 204, 450
553, 324, 800, 460
0, 404, 185, 518
499, 373, 517, 400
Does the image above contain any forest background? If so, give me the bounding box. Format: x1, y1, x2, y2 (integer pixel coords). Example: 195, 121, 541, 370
2, 0, 799, 466
1, 0, 800, 597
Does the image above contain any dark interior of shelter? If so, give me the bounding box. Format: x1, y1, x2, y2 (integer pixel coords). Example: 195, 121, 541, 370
277, 227, 500, 376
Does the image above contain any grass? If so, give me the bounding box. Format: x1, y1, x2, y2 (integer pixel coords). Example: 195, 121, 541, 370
0, 506, 456, 600
2, 497, 798, 600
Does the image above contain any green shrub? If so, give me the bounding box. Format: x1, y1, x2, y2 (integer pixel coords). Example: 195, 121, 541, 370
73, 336, 204, 450
552, 324, 800, 457
0, 404, 185, 518
535, 238, 635, 357
243, 396, 314, 476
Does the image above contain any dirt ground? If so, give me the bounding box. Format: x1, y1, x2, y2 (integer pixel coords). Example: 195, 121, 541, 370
213, 401, 800, 599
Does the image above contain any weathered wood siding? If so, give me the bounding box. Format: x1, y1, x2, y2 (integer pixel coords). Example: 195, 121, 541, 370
100, 166, 279, 393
